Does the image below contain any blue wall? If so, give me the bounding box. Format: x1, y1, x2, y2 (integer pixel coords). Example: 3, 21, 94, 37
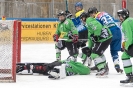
0, 18, 119, 22
0, 18, 59, 21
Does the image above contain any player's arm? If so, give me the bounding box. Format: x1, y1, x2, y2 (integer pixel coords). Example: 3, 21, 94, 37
66, 19, 78, 43
70, 20, 78, 35
53, 23, 61, 42
122, 23, 133, 50
88, 32, 94, 49
55, 23, 61, 36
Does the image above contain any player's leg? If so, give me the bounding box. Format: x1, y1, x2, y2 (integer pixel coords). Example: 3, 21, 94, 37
55, 40, 66, 61
16, 63, 50, 75
90, 55, 108, 72
65, 42, 78, 61
120, 52, 133, 85
17, 61, 64, 76
110, 27, 123, 73
91, 38, 112, 76
110, 50, 123, 73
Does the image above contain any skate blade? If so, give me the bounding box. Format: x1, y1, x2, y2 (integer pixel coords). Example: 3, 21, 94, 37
96, 75, 108, 78
118, 70, 123, 74
48, 77, 60, 80
120, 83, 133, 87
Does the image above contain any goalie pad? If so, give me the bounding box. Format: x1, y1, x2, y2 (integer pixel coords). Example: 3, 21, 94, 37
48, 64, 66, 79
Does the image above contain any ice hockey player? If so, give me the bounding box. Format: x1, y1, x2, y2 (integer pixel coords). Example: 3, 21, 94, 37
73, 2, 90, 64
74, 2, 88, 48
65, 10, 91, 66
53, 11, 78, 61
85, 10, 112, 77
117, 8, 133, 86
75, 2, 84, 18
80, 12, 88, 24
88, 7, 123, 73
16, 56, 90, 79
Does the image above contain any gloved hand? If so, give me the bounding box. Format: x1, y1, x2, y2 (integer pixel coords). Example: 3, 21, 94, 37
121, 42, 125, 52
72, 35, 78, 43
122, 42, 125, 49
53, 34, 59, 42
90, 34, 98, 42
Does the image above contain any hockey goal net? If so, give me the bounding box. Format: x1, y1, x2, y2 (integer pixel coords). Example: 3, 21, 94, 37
0, 20, 21, 82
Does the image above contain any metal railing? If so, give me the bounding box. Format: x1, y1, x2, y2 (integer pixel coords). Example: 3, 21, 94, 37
0, 0, 132, 18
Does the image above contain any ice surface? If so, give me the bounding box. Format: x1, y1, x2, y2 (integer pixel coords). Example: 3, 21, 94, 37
1, 43, 133, 88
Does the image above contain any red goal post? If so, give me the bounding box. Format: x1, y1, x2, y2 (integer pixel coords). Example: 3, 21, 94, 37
0, 20, 21, 82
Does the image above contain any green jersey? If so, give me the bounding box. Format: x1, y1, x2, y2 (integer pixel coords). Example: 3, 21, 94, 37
55, 18, 78, 42
85, 17, 112, 48
121, 17, 133, 50
61, 60, 90, 75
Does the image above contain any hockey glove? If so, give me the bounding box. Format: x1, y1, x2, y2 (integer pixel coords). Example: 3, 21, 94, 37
90, 34, 98, 42
72, 35, 78, 43
121, 42, 125, 52
82, 47, 91, 57
53, 34, 59, 42
122, 42, 125, 49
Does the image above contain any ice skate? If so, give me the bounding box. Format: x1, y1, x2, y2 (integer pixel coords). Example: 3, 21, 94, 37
120, 74, 133, 87
96, 63, 109, 78
115, 68, 123, 74
115, 65, 123, 74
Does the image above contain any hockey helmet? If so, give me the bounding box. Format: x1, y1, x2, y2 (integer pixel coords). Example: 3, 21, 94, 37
57, 11, 66, 17
65, 10, 73, 18
117, 8, 129, 20
75, 2, 83, 9
88, 7, 98, 15
80, 12, 88, 19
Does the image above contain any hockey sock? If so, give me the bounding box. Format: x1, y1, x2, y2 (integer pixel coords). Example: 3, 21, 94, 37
55, 46, 61, 60
122, 58, 132, 74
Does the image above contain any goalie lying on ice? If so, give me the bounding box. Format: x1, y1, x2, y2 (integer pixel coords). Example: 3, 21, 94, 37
16, 57, 90, 79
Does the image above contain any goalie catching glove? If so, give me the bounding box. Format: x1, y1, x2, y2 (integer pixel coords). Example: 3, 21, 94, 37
53, 34, 59, 42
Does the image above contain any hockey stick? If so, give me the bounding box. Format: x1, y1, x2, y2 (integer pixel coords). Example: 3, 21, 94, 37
65, 0, 68, 12
58, 38, 88, 41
